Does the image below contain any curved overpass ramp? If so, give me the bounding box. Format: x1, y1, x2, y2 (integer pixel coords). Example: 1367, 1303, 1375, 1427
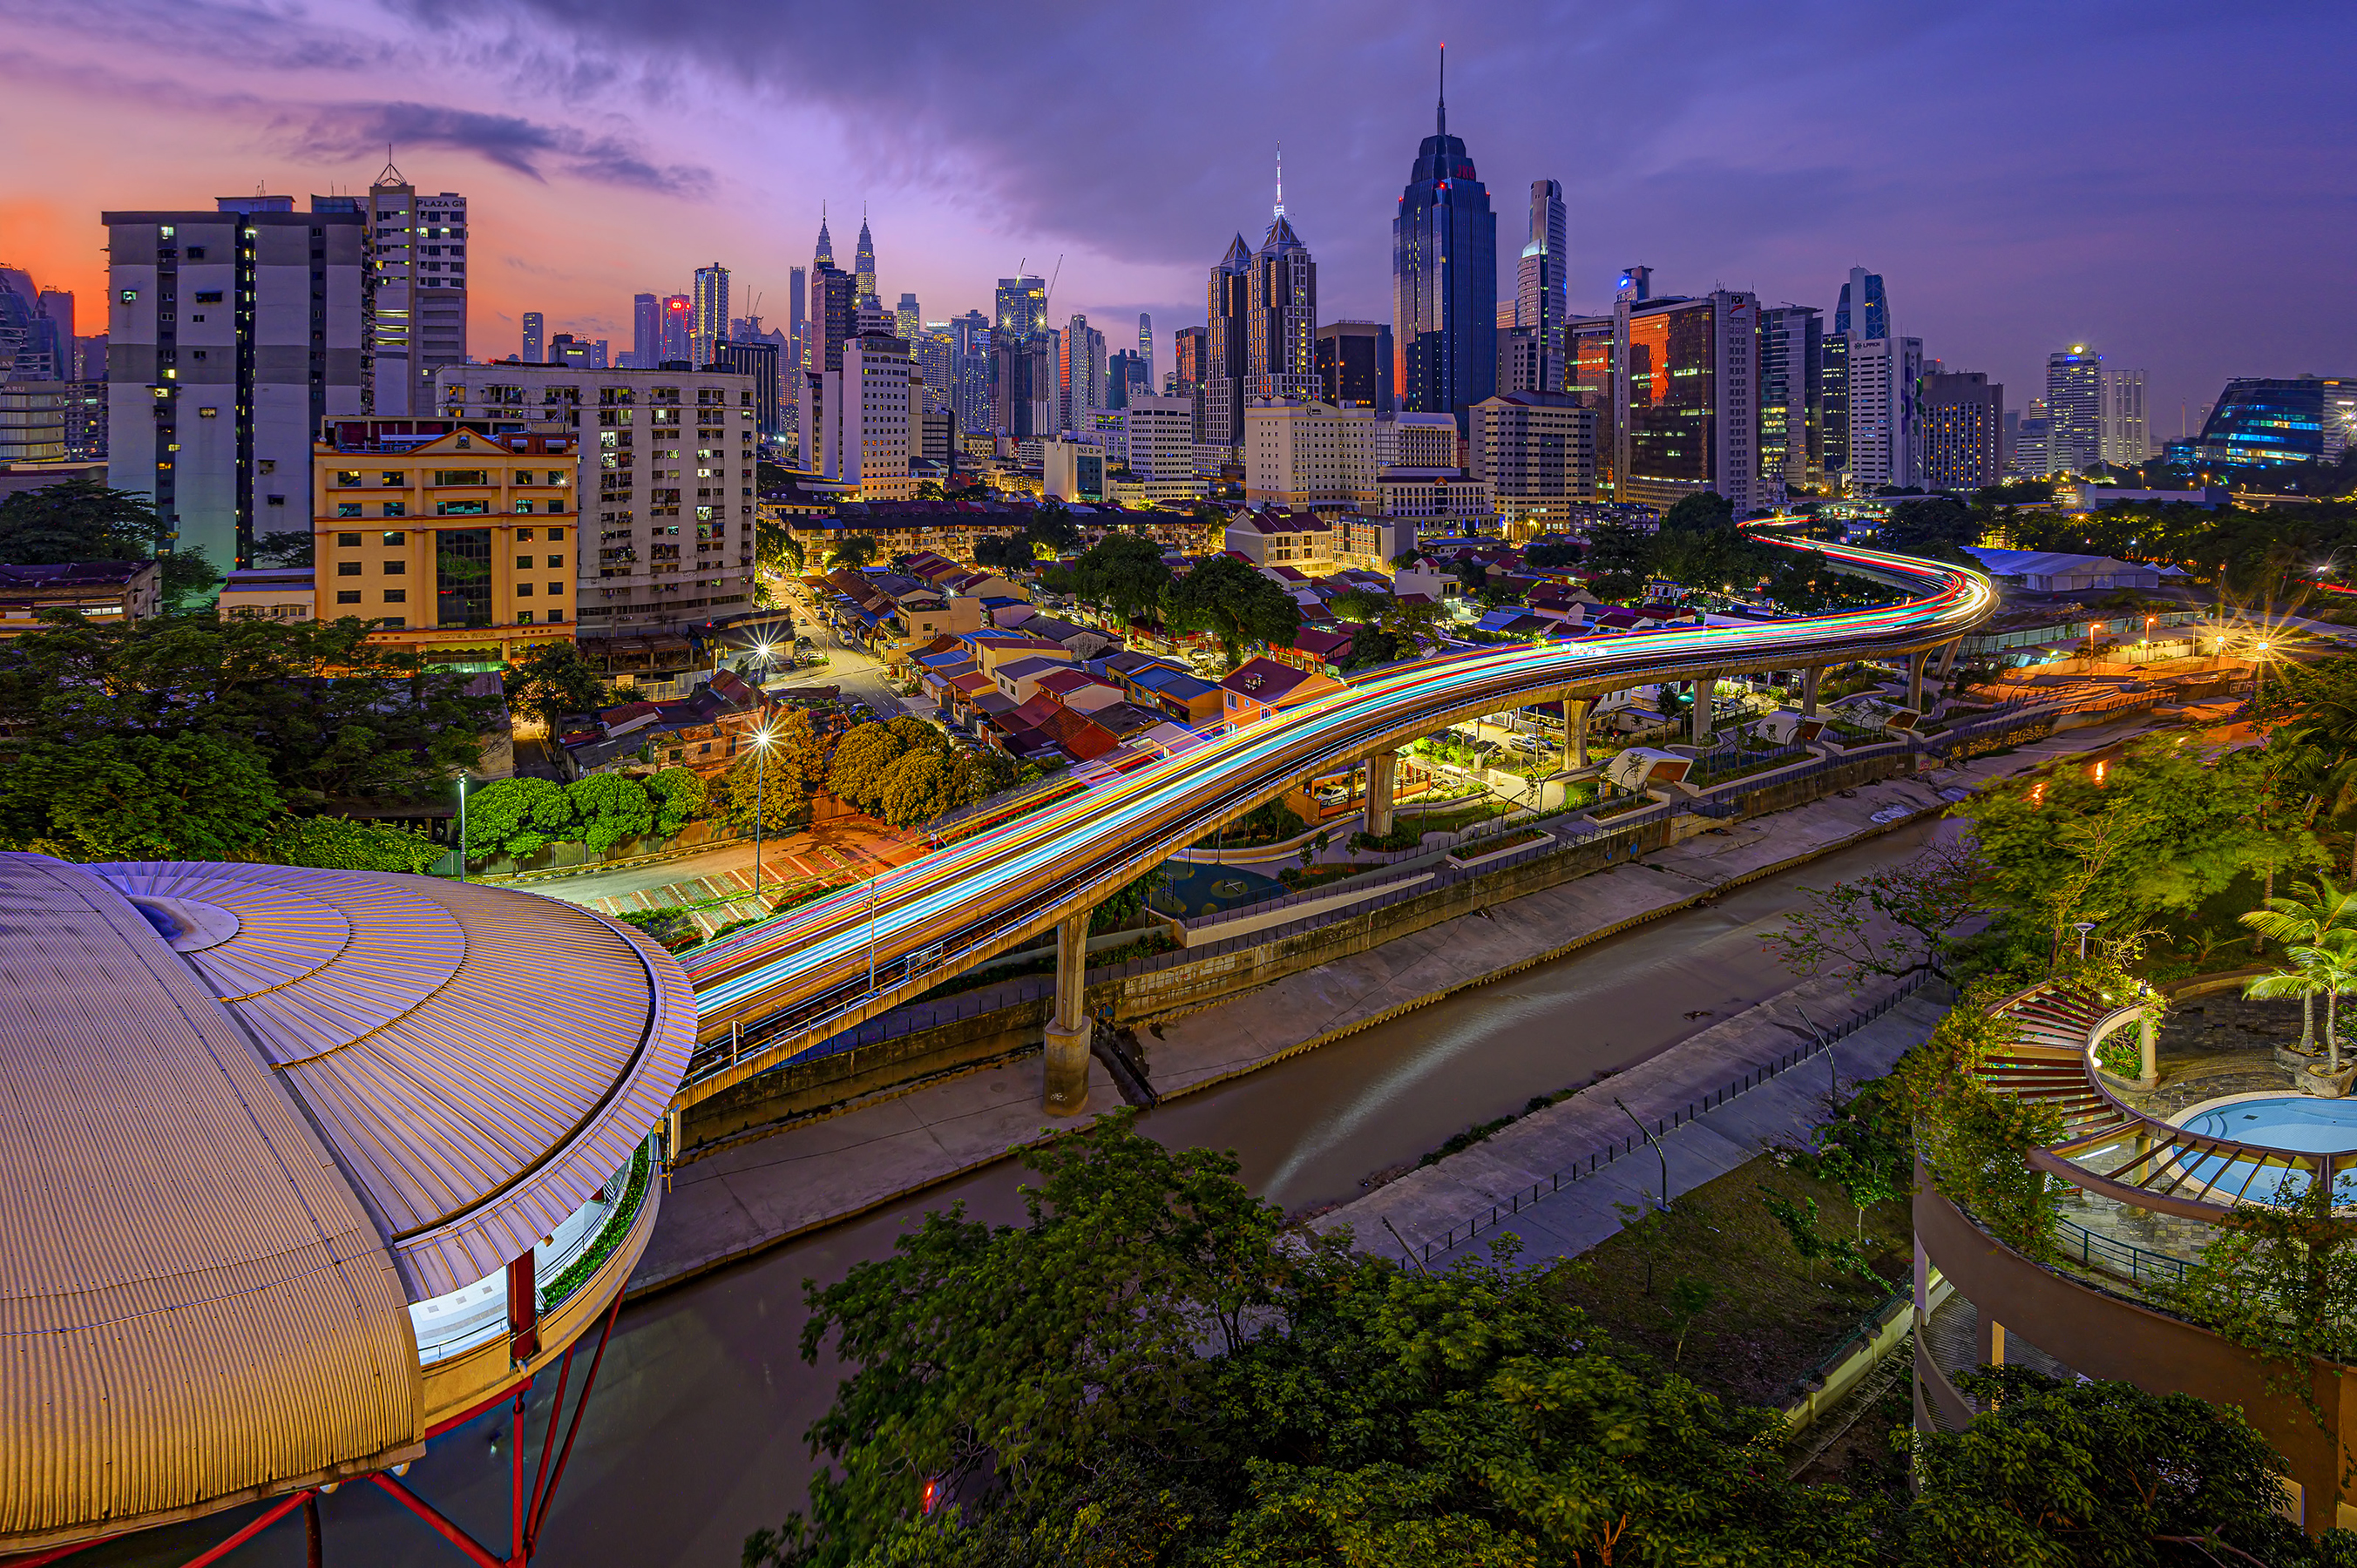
675, 536, 1992, 1115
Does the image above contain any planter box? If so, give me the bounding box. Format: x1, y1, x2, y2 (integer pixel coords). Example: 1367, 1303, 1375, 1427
1446, 830, 1552, 870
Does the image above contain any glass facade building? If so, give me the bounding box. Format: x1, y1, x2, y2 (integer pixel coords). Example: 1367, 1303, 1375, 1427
2184, 377, 2355, 469
1392, 91, 1497, 432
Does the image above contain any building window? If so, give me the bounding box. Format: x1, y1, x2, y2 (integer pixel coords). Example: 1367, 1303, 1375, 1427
517, 610, 535, 624
383, 501, 405, 517
546, 555, 564, 568
337, 504, 362, 518
548, 608, 564, 622
337, 561, 362, 577
336, 589, 361, 604
383, 531, 406, 546
516, 582, 534, 597
546, 580, 564, 596
337, 533, 361, 547
382, 616, 406, 628
515, 528, 535, 541
383, 589, 406, 603
383, 560, 405, 575
198, 407, 218, 418
515, 499, 534, 514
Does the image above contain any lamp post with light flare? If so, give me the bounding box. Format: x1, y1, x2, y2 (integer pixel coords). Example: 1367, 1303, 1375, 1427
750, 726, 774, 904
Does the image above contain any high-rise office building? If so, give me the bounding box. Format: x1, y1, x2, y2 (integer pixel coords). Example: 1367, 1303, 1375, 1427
1847, 334, 1923, 492
1137, 313, 1154, 387
786, 267, 807, 376
1757, 305, 1823, 497
895, 293, 920, 343
1316, 321, 1393, 410
2044, 346, 2103, 476
994, 276, 1046, 340
1609, 284, 1762, 516
853, 214, 878, 310
1056, 314, 1107, 434
2100, 366, 2148, 470
1472, 390, 1596, 531
992, 333, 1053, 439
1203, 234, 1252, 449
805, 267, 856, 376
630, 294, 660, 370
1392, 57, 1497, 432
1515, 179, 1568, 394
1244, 195, 1317, 402
658, 295, 692, 364
691, 265, 728, 369
798, 330, 916, 500
0, 268, 66, 381
1921, 371, 2002, 490
362, 170, 465, 417
104, 196, 365, 569
711, 340, 781, 441
1173, 325, 1206, 395
548, 334, 608, 369
2178, 377, 2357, 470
950, 309, 992, 437
1495, 328, 1543, 395
814, 207, 835, 270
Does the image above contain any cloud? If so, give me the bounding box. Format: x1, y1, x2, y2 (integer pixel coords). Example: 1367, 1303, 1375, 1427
271, 99, 712, 194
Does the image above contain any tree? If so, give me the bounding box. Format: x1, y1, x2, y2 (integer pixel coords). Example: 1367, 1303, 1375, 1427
1162, 553, 1300, 667
1883, 495, 1980, 560
0, 613, 496, 807
643, 766, 708, 836
828, 721, 911, 814
756, 519, 805, 577
506, 641, 608, 735
876, 748, 951, 827
1342, 618, 1412, 672
2249, 929, 2357, 1075
1660, 490, 1735, 533
463, 776, 576, 862
1899, 1369, 2323, 1568
1766, 840, 1994, 995
567, 773, 654, 858
1523, 538, 1584, 569
1582, 521, 1653, 601
945, 748, 1015, 809
250, 531, 315, 568
828, 535, 878, 571
156, 546, 220, 608
1059, 532, 1171, 625
0, 732, 282, 861
256, 814, 441, 873
0, 476, 160, 563
1025, 504, 1082, 557
2238, 875, 2357, 1053
1764, 549, 1890, 613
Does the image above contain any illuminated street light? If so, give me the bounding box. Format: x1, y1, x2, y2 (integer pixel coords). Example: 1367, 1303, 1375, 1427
750, 727, 775, 903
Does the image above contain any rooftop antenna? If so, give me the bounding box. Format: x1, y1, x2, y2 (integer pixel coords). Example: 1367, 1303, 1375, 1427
1438, 43, 1446, 135
1275, 144, 1284, 219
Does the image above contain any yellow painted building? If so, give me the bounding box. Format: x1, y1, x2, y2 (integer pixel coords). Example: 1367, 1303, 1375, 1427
314, 422, 579, 663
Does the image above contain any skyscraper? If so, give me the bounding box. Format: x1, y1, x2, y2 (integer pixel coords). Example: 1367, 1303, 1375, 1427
854, 213, 877, 310
1921, 371, 2002, 490
522, 312, 545, 363
1316, 321, 1393, 410
1828, 267, 1919, 493
1137, 313, 1153, 387
632, 294, 660, 369
787, 267, 807, 375
1393, 50, 1497, 432
1609, 282, 1763, 516
1056, 314, 1106, 433
692, 264, 729, 369
1244, 197, 1316, 402
365, 168, 467, 416
2046, 346, 2103, 475
806, 267, 856, 374
1757, 305, 1824, 497
659, 294, 692, 364
994, 276, 1046, 340
2100, 365, 2148, 470
951, 309, 992, 437
105, 195, 365, 567
1515, 178, 1568, 393
1203, 234, 1252, 448
814, 207, 835, 271
895, 292, 920, 341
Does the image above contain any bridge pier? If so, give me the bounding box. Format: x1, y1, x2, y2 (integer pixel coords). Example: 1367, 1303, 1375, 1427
1907, 650, 1928, 713
1799, 666, 1823, 718
1561, 697, 1588, 771
1041, 910, 1094, 1115
1363, 749, 1397, 837
1690, 679, 1714, 744
1937, 637, 1961, 681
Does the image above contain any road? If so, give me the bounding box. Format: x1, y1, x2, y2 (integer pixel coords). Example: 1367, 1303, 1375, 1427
679, 537, 1993, 1090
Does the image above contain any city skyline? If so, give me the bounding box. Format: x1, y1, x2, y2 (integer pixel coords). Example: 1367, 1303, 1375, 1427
1, 2, 2350, 438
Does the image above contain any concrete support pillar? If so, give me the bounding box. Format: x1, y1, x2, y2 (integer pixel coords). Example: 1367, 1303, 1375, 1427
1363, 749, 1397, 837
1690, 679, 1714, 744
1907, 650, 1928, 713
1975, 1310, 2007, 1369
1800, 666, 1823, 718
1562, 697, 1589, 771
2139, 1012, 2157, 1081
1041, 910, 1094, 1116
1937, 638, 1961, 681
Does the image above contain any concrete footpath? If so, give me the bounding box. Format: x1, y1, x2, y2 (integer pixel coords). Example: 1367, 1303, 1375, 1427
1314, 977, 1944, 1267
626, 717, 2151, 1298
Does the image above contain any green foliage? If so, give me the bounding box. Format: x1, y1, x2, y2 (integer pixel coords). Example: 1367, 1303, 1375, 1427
1952, 733, 2311, 973
464, 776, 576, 861
1026, 504, 1083, 556
612, 904, 701, 951
715, 713, 823, 837
1054, 532, 1171, 625
1764, 549, 1892, 613
506, 641, 609, 734
1663, 1275, 1717, 1362
1880, 495, 1980, 560
566, 773, 654, 856
1087, 866, 1166, 936
1898, 1368, 2323, 1568
0, 732, 281, 860
0, 475, 161, 563
1582, 521, 1657, 602
828, 721, 911, 814
1761, 1190, 1894, 1291
1765, 840, 1993, 994
1161, 554, 1301, 667
751, 1114, 1864, 1568
756, 519, 806, 577
1522, 537, 1583, 569
255, 814, 441, 873
0, 612, 495, 806
876, 748, 951, 827
156, 546, 221, 607
972, 532, 1033, 573
250, 530, 315, 568
827, 534, 878, 570
1660, 490, 1736, 533
2155, 1174, 2357, 1422
1889, 997, 2066, 1260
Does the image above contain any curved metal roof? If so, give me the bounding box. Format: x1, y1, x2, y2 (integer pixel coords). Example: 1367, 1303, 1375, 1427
0, 855, 694, 1548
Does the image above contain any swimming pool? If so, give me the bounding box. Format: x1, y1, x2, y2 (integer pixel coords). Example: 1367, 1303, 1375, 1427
2170, 1095, 2357, 1206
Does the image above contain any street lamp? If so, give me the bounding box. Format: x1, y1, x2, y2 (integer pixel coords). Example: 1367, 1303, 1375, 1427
749, 727, 774, 903
455, 773, 469, 884
2074, 920, 2096, 963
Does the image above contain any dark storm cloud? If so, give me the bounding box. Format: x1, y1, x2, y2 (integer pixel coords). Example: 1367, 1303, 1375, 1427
276, 101, 713, 194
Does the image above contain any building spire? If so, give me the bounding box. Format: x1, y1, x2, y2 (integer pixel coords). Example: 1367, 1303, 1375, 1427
1437, 43, 1446, 136
1275, 144, 1284, 219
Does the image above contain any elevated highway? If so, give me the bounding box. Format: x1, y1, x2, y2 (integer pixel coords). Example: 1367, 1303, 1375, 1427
673, 534, 1994, 1127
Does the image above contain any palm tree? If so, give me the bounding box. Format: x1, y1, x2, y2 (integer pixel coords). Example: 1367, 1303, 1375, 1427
2249, 930, 2357, 1075
2240, 875, 2357, 1054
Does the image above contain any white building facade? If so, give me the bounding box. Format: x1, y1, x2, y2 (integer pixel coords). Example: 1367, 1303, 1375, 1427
368, 173, 467, 417
1245, 398, 1378, 512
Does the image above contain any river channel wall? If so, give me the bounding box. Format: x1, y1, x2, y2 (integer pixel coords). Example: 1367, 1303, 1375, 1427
677, 747, 1920, 1152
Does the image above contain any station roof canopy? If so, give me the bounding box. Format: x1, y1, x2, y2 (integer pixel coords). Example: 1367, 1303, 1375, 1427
0, 855, 694, 1551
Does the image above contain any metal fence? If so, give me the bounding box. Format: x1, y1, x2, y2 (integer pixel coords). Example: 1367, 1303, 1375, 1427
2055, 1213, 2196, 1293
1396, 974, 1930, 1267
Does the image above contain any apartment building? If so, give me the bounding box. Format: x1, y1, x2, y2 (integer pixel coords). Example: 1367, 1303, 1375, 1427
312, 418, 579, 664
1471, 391, 1597, 533
1243, 398, 1377, 512
434, 362, 757, 637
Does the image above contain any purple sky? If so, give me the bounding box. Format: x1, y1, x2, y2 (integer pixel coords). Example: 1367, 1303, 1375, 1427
4, 0, 2351, 432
